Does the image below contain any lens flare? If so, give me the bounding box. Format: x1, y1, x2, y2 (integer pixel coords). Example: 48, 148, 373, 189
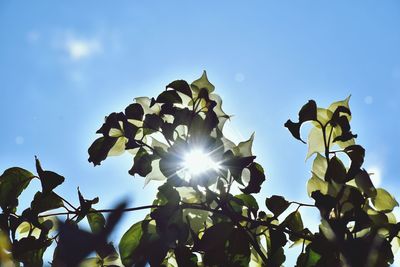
181, 149, 220, 177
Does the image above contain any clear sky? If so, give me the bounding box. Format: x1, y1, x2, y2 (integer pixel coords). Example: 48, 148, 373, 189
1, 1, 400, 265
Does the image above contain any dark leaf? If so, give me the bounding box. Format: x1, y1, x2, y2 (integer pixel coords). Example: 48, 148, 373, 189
128, 147, 153, 177
166, 80, 193, 97
156, 90, 183, 104
285, 100, 317, 143
241, 162, 266, 194
125, 103, 144, 121
31, 191, 63, 213
325, 156, 346, 183
143, 114, 163, 131
265, 195, 290, 217
35, 157, 65, 193
355, 169, 377, 198
175, 245, 198, 267
88, 136, 118, 166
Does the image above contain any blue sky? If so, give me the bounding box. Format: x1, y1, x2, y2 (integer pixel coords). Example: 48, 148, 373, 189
1, 1, 400, 265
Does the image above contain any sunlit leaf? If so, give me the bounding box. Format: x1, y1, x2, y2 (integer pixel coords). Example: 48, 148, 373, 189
87, 210, 106, 235
0, 167, 34, 211
372, 188, 399, 212
191, 71, 215, 93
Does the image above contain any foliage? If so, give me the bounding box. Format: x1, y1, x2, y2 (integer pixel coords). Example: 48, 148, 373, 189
0, 72, 399, 266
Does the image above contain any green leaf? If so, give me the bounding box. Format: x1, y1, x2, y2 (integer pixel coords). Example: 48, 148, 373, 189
235, 194, 259, 212
227, 228, 251, 266
0, 167, 34, 211
283, 211, 303, 233
307, 174, 328, 197
296, 248, 321, 267
191, 71, 215, 93
312, 153, 328, 180
31, 191, 63, 213
372, 188, 399, 212
325, 156, 346, 183
231, 133, 254, 157
265, 195, 290, 217
35, 157, 65, 193
197, 222, 233, 251
87, 210, 106, 234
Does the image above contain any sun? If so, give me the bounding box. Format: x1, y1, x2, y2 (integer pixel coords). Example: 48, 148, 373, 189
181, 148, 221, 178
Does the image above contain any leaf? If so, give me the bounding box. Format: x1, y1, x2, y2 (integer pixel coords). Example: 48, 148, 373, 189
312, 153, 328, 180
125, 103, 144, 121
265, 195, 290, 217
191, 71, 215, 93
197, 222, 233, 251
241, 162, 266, 194
166, 80, 193, 98
0, 167, 34, 211
307, 174, 328, 197
306, 126, 326, 160
235, 194, 259, 213
31, 191, 64, 213
325, 156, 346, 183
231, 133, 254, 157
227, 228, 251, 266
88, 137, 118, 166
87, 210, 106, 234
372, 188, 399, 212
296, 248, 321, 267
128, 147, 153, 177
282, 211, 303, 233
156, 90, 183, 104
284, 100, 317, 143
35, 157, 65, 193
355, 169, 377, 198
174, 245, 198, 267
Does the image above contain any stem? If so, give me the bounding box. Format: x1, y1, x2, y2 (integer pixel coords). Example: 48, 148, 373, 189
289, 201, 315, 208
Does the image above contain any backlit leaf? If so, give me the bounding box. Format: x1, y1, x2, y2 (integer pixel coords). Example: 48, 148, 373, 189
372, 188, 399, 212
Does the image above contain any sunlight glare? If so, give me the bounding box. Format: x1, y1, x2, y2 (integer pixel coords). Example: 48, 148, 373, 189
182, 149, 220, 176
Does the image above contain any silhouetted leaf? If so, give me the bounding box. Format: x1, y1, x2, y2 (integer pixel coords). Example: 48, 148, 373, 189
31, 191, 63, 213
156, 90, 182, 104
88, 137, 118, 166
175, 245, 198, 267
125, 103, 144, 121
241, 162, 265, 194
355, 169, 377, 198
325, 156, 346, 183
35, 157, 65, 193
166, 80, 193, 97
128, 147, 153, 177
265, 195, 290, 217
284, 100, 317, 143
